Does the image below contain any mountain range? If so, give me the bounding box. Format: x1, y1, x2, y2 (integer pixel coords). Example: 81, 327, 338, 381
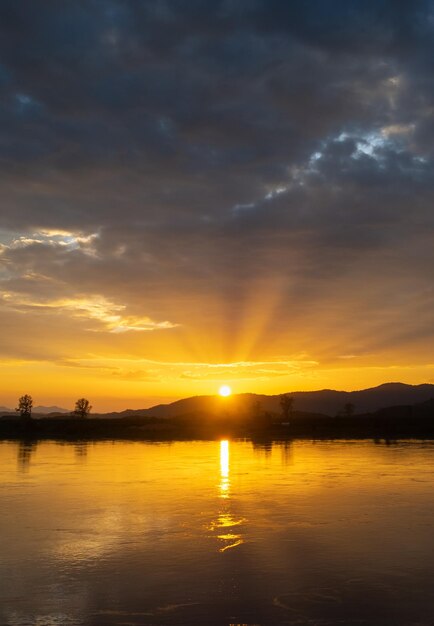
93, 382, 434, 419
0, 405, 70, 415
2, 383, 434, 419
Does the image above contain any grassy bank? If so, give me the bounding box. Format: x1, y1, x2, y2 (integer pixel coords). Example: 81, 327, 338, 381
1, 411, 434, 441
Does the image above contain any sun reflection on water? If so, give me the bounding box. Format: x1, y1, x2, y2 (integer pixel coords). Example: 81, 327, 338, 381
212, 440, 245, 552
220, 439, 230, 498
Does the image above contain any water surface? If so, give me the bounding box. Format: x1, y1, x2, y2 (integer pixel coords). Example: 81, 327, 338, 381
1, 439, 434, 625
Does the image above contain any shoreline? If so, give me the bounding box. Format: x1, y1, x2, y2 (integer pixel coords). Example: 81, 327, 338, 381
1, 414, 434, 442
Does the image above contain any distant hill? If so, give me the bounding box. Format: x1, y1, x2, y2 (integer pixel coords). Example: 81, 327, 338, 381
1, 396, 433, 439
0, 405, 69, 416
93, 383, 434, 419
33, 405, 70, 414
3, 384, 434, 421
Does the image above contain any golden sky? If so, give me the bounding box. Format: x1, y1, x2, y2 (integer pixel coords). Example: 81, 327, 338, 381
0, 254, 433, 411
0, 3, 434, 411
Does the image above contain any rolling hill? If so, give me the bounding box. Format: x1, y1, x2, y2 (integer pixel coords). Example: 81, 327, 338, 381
0, 405, 70, 417
94, 383, 434, 419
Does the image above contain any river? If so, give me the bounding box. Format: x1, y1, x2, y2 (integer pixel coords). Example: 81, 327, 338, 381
1, 439, 433, 625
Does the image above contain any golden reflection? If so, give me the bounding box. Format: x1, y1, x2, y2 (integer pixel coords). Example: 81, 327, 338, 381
213, 513, 245, 552
220, 439, 230, 498
17, 441, 37, 473
211, 440, 245, 552
210, 513, 244, 529
219, 538, 244, 552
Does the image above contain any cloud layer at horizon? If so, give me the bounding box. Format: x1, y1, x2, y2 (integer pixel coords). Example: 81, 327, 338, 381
1, 0, 434, 406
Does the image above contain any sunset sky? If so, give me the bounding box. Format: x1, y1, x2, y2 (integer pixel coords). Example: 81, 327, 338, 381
1, 1, 434, 411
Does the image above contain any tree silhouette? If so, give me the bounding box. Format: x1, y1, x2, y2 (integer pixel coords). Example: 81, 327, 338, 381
343, 402, 355, 417
74, 398, 92, 419
16, 394, 33, 420
280, 394, 294, 421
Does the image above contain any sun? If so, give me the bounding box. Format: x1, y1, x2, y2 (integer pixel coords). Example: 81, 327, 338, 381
218, 384, 232, 397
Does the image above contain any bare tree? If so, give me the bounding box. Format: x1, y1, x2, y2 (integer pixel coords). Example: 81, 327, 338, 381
74, 398, 92, 419
16, 394, 33, 420
280, 394, 294, 422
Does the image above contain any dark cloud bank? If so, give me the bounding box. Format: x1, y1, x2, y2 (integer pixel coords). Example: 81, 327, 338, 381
0, 0, 433, 368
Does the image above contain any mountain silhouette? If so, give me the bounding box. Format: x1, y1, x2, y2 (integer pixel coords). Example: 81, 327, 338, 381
93, 382, 434, 419
0, 405, 69, 416
2, 384, 433, 420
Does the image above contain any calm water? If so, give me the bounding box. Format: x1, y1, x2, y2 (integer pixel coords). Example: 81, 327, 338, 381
1, 439, 434, 626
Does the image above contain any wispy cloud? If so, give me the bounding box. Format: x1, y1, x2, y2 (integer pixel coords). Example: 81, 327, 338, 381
58, 356, 318, 382
0, 293, 178, 333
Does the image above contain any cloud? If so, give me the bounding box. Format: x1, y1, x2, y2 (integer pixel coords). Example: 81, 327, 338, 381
58, 356, 318, 383
0, 0, 433, 397
0, 291, 177, 334
178, 358, 318, 381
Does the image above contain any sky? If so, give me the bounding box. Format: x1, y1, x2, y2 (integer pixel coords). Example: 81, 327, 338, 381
1, 0, 434, 411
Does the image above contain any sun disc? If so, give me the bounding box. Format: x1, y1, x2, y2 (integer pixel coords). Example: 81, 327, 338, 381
219, 384, 232, 397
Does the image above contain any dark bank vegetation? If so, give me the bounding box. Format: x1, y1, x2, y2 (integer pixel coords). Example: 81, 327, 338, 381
1, 399, 434, 442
